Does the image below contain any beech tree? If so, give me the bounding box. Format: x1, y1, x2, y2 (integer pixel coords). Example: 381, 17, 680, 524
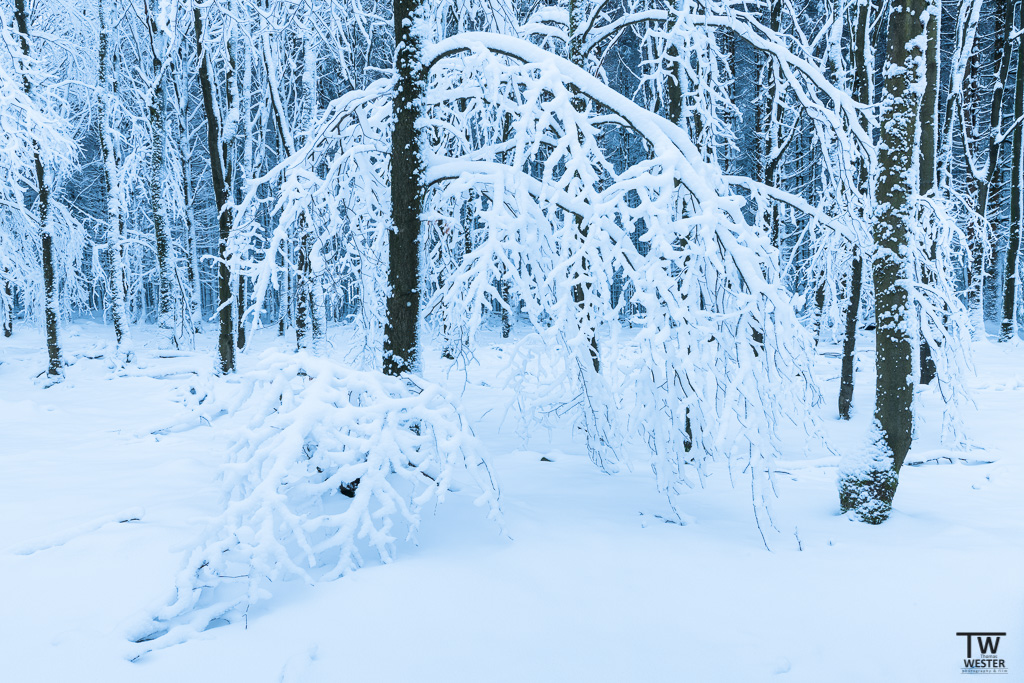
382, 0, 426, 376
839, 0, 929, 524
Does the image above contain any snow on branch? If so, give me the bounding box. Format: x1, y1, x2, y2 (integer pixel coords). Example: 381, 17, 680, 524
421, 40, 823, 512
127, 351, 501, 654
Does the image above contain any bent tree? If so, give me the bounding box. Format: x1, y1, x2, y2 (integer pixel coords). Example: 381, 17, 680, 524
839, 0, 928, 523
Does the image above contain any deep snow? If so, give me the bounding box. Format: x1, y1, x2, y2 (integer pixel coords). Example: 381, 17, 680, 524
1, 320, 1022, 682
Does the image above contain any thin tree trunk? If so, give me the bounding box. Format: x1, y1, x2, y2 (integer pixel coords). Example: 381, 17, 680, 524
838, 253, 863, 419
295, 234, 309, 350
193, 6, 234, 373
567, 0, 600, 373
963, 41, 984, 331
2, 274, 12, 337
146, 3, 174, 333
754, 0, 784, 247
975, 0, 1014, 324
918, 0, 939, 384
14, 0, 61, 378
97, 0, 132, 355
300, 32, 326, 353
171, 41, 202, 333
838, 0, 871, 419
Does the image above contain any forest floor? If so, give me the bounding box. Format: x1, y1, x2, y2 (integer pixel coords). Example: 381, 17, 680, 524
1, 319, 1022, 682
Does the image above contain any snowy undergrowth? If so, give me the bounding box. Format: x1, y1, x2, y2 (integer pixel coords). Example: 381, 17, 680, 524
127, 350, 501, 655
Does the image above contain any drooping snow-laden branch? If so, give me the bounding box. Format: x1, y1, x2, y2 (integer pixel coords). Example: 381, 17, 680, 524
418, 37, 822, 509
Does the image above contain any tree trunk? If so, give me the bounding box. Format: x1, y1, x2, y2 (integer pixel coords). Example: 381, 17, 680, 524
148, 12, 174, 334
1000, 9, 1024, 342
838, 0, 871, 419
918, 0, 939, 384
383, 0, 426, 376
838, 253, 863, 420
567, 0, 600, 373
97, 0, 132, 355
975, 0, 1014, 324
236, 274, 247, 349
2, 274, 12, 337
963, 38, 984, 332
300, 33, 325, 353
754, 0, 784, 247
840, 0, 927, 523
14, 0, 61, 378
295, 234, 309, 350
193, 6, 234, 373
171, 41, 202, 334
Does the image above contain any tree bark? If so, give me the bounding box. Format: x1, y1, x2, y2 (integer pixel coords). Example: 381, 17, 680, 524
97, 0, 132, 354
193, 6, 235, 373
2, 273, 12, 337
14, 0, 61, 378
147, 3, 174, 333
840, 0, 927, 523
838, 0, 871, 419
383, 0, 426, 376
999, 5, 1024, 342
567, 0, 600, 373
874, 0, 926, 473
975, 0, 1014, 324
963, 43, 984, 330
838, 253, 863, 420
918, 0, 939, 384
754, 0, 784, 248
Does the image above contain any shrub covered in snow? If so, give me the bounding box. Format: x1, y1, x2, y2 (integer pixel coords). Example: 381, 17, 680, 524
129, 351, 501, 652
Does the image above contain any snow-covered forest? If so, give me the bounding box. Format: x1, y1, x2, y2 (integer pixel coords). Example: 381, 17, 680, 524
2, 0, 1023, 679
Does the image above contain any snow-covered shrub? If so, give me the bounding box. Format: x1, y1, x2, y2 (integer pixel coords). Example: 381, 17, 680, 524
129, 351, 500, 651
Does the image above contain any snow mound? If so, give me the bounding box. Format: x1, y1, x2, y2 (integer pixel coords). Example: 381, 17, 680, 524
127, 351, 501, 654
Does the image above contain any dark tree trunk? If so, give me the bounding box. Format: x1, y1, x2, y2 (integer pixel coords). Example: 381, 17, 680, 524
566, 0, 599, 373
1000, 9, 1024, 342
2, 275, 12, 337
838, 253, 862, 420
963, 46, 984, 326
975, 0, 1014, 324
193, 7, 234, 373
874, 0, 926, 473
383, 0, 426, 376
812, 282, 826, 345
840, 0, 927, 523
14, 0, 61, 378
236, 273, 247, 350
753, 0, 783, 247
838, 0, 871, 419
918, 0, 939, 384
295, 235, 309, 350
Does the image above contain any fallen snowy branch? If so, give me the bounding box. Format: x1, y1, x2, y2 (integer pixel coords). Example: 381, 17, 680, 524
127, 351, 501, 655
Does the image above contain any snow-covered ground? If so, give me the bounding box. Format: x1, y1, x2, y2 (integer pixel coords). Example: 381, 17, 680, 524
2, 320, 1022, 682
